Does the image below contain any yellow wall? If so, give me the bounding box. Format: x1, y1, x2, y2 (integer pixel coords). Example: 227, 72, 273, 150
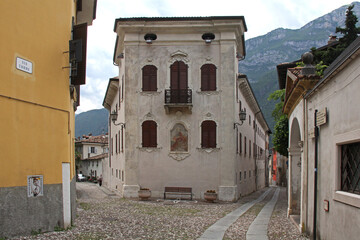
0, 0, 77, 187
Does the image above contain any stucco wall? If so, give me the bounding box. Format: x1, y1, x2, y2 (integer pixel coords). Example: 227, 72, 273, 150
305, 54, 360, 239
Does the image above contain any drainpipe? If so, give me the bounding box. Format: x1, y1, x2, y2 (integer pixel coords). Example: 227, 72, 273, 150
313, 109, 319, 240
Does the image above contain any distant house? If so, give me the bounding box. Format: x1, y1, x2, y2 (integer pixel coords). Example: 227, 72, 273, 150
277, 37, 360, 239
103, 16, 271, 201
75, 134, 109, 179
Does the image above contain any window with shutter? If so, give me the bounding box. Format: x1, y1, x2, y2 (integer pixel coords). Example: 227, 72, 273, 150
240, 133, 242, 154
201, 120, 216, 148
244, 136, 247, 155
121, 126, 124, 152
201, 64, 216, 91
115, 134, 118, 154
142, 120, 157, 148
170, 61, 188, 103
142, 65, 157, 91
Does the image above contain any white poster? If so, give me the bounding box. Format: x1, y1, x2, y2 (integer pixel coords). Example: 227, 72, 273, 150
27, 175, 43, 197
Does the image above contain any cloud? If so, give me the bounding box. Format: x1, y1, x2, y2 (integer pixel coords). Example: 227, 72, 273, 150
77, 0, 353, 113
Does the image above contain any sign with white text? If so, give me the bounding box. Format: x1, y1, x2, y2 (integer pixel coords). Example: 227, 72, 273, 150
16, 57, 33, 74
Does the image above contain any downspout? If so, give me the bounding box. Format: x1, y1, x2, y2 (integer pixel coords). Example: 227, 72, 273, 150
313, 109, 319, 240
302, 95, 309, 232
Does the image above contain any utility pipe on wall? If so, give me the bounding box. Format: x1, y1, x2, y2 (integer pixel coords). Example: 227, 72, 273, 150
313, 109, 319, 240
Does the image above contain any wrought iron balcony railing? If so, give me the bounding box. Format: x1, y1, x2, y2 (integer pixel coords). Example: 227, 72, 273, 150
164, 89, 192, 104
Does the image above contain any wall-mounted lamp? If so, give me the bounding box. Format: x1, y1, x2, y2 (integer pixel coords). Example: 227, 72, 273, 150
110, 109, 126, 128
202, 33, 215, 44
144, 33, 157, 44
234, 109, 246, 128
117, 53, 124, 59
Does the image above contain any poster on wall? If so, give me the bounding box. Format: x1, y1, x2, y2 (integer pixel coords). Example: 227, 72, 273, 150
27, 175, 43, 197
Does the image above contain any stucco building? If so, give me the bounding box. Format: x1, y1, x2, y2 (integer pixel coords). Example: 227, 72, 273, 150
103, 16, 271, 201
0, 1, 96, 238
277, 38, 360, 239
75, 134, 109, 179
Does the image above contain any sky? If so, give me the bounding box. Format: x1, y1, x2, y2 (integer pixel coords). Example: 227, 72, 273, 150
77, 0, 354, 113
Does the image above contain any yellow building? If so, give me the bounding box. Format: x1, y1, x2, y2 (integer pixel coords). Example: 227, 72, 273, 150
0, 1, 96, 238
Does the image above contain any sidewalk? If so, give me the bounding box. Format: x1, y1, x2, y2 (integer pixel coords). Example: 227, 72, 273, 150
198, 187, 275, 240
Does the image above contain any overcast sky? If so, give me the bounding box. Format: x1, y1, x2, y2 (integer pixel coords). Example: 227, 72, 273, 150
77, 0, 354, 113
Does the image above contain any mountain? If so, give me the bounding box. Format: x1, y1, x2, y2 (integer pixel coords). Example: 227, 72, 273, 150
75, 108, 108, 138
76, 3, 360, 139
240, 2, 360, 133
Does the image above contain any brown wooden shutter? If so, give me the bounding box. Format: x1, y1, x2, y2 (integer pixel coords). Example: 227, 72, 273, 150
142, 121, 157, 147
201, 65, 209, 91
170, 62, 179, 90
244, 137, 247, 154
143, 65, 157, 91
115, 134, 118, 154
178, 61, 188, 90
121, 126, 124, 152
201, 64, 216, 91
208, 64, 216, 91
240, 133, 242, 153
201, 121, 216, 148
71, 23, 87, 85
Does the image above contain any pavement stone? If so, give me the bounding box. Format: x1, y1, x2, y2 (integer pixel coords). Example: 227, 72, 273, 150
246, 187, 280, 240
197, 188, 272, 240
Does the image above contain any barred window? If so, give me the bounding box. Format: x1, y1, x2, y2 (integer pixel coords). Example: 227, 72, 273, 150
341, 142, 360, 194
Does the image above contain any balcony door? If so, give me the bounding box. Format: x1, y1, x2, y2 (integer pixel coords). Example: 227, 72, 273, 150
170, 61, 188, 103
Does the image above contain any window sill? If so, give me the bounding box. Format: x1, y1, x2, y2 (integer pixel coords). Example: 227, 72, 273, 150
138, 90, 162, 96
137, 146, 162, 152
196, 90, 221, 95
334, 191, 360, 208
196, 147, 221, 153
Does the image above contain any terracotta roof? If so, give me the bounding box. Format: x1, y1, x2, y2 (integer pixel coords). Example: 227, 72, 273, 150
82, 153, 108, 161
77, 134, 108, 144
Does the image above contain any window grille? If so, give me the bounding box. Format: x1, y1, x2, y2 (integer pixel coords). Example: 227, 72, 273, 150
341, 142, 360, 194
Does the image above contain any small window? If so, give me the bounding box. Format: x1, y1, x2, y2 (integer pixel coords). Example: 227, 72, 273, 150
115, 134, 118, 154
201, 64, 216, 91
249, 140, 251, 158
201, 120, 216, 148
142, 120, 157, 147
244, 171, 247, 179
239, 171, 242, 181
341, 142, 360, 194
91, 147, 96, 153
244, 136, 247, 155
142, 65, 157, 91
239, 133, 242, 154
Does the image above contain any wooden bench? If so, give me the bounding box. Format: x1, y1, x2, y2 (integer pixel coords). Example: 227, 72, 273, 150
164, 187, 193, 200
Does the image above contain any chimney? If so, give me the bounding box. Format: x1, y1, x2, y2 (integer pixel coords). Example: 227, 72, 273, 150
328, 35, 337, 44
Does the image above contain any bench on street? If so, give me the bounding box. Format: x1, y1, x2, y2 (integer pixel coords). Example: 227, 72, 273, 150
164, 187, 192, 200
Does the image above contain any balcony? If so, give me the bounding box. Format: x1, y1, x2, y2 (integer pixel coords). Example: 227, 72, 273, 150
164, 89, 192, 114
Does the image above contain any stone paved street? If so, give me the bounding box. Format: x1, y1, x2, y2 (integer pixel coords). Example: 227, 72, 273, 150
10, 183, 309, 240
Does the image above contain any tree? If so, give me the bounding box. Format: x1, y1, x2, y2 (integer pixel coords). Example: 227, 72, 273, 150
268, 89, 288, 156
312, 4, 360, 67
336, 4, 360, 46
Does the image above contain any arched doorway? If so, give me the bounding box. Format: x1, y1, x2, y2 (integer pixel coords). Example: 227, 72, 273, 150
288, 118, 302, 216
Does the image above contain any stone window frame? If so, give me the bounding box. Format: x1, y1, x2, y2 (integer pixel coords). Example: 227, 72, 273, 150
333, 129, 360, 208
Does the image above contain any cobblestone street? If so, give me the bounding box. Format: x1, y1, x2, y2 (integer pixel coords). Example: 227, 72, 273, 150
11, 183, 309, 240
